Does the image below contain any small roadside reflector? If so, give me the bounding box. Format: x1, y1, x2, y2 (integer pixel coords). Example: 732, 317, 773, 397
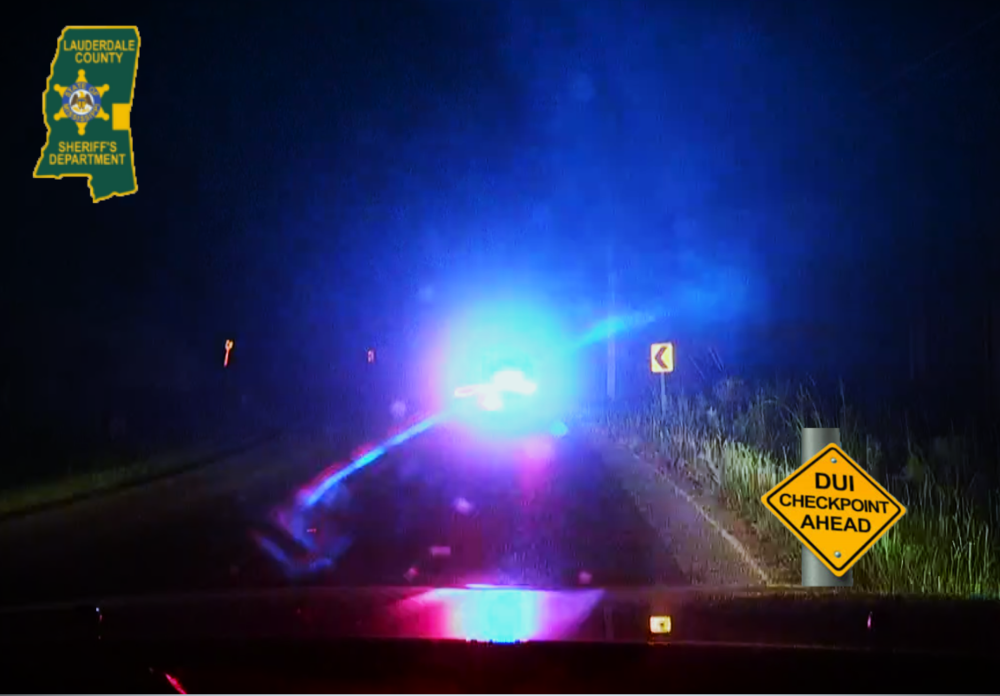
649, 615, 672, 634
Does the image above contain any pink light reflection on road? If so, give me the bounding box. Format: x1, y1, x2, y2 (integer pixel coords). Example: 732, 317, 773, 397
393, 587, 604, 642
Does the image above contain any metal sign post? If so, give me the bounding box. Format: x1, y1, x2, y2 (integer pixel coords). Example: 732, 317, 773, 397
801, 428, 853, 587
659, 372, 667, 416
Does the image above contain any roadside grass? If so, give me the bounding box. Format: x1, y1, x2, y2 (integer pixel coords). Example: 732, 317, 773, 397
0, 435, 272, 518
595, 377, 1000, 598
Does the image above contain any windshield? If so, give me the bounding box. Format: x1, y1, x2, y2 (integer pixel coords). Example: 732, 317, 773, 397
6, 0, 999, 644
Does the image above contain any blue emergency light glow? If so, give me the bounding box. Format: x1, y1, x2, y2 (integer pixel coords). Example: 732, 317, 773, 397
453, 369, 538, 414
425, 298, 580, 422
480, 392, 504, 411
491, 369, 537, 394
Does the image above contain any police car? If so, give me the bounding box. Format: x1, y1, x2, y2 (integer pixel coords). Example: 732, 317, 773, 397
450, 362, 566, 440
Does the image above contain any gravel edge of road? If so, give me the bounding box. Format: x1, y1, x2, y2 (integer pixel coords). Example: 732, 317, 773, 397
585, 428, 777, 588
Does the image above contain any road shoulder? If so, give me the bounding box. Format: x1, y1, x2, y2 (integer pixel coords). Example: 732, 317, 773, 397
586, 430, 777, 587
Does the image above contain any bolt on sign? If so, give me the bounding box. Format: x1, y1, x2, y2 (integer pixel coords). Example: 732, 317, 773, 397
761, 443, 906, 577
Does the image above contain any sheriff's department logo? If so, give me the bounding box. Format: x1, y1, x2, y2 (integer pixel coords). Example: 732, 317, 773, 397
34, 26, 141, 202
53, 69, 110, 135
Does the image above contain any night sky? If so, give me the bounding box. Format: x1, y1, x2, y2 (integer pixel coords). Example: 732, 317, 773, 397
8, 1, 1000, 452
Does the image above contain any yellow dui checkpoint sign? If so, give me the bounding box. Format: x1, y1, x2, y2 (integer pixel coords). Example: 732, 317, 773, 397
761, 443, 906, 577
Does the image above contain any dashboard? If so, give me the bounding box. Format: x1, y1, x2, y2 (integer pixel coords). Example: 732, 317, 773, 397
6, 636, 995, 693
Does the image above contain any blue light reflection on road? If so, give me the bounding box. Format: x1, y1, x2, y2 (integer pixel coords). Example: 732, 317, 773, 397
257, 412, 446, 575
304, 413, 443, 508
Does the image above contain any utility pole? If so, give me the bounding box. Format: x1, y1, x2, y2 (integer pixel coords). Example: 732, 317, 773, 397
607, 240, 616, 402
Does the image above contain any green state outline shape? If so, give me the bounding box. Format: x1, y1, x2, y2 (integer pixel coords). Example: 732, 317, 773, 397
33, 25, 141, 203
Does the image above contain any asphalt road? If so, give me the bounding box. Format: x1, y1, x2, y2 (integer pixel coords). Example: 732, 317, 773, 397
0, 416, 686, 608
